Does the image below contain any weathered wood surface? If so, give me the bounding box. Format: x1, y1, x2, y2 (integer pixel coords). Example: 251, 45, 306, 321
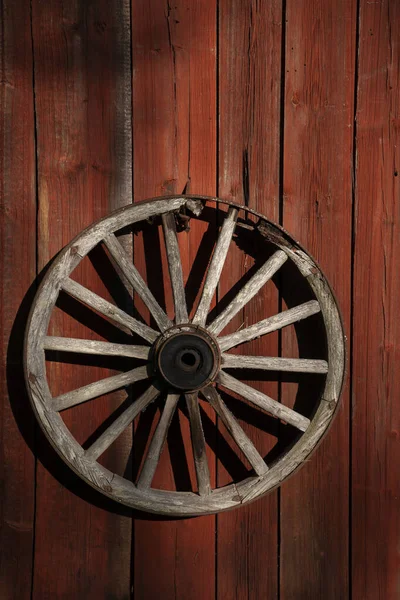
2, 0, 400, 597
185, 392, 212, 496
30, 1, 133, 598
86, 384, 160, 461
192, 206, 238, 326
218, 370, 311, 432
132, 0, 217, 597
161, 212, 189, 324
280, 0, 355, 598
0, 1, 36, 597
62, 277, 158, 342
44, 336, 150, 358
217, 1, 283, 597
222, 354, 328, 373
208, 249, 288, 335
104, 233, 173, 331
352, 1, 400, 598
218, 299, 321, 351
137, 393, 180, 489
52, 365, 149, 412
202, 386, 269, 477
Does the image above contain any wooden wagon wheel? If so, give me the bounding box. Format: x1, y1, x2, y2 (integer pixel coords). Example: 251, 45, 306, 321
24, 196, 345, 516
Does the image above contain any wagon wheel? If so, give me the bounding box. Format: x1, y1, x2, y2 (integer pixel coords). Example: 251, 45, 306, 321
25, 196, 345, 516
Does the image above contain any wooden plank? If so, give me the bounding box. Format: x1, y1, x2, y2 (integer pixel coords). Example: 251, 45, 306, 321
31, 1, 133, 597
352, 1, 400, 598
217, 1, 282, 598
132, 0, 217, 598
280, 0, 355, 597
0, 1, 36, 597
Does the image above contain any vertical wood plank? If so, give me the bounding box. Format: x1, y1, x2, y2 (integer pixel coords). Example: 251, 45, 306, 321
132, 1, 217, 598
352, 1, 400, 598
218, 1, 282, 598
31, 1, 133, 597
280, 1, 355, 598
0, 1, 36, 597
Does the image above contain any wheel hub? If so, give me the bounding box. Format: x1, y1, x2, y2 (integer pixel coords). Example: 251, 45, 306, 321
155, 325, 220, 391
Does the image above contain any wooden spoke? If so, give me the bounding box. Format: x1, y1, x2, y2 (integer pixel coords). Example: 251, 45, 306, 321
137, 393, 180, 489
85, 384, 160, 461
208, 249, 288, 335
104, 233, 172, 331
222, 354, 328, 374
62, 278, 158, 343
161, 212, 188, 323
217, 370, 310, 432
185, 392, 211, 496
218, 300, 321, 351
52, 365, 149, 412
44, 336, 150, 359
192, 207, 238, 326
201, 386, 268, 477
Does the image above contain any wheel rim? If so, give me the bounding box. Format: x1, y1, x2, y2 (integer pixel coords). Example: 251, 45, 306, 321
24, 195, 345, 516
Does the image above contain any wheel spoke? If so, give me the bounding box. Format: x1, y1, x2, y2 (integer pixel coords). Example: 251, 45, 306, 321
44, 336, 150, 359
104, 233, 172, 331
201, 386, 268, 477
162, 212, 188, 323
85, 384, 160, 461
218, 300, 321, 351
217, 370, 310, 432
137, 393, 180, 489
62, 278, 158, 343
52, 365, 149, 412
192, 207, 238, 326
185, 392, 211, 495
208, 250, 288, 335
222, 354, 328, 374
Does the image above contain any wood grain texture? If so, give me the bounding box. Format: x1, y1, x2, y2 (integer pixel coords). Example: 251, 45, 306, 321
222, 354, 328, 373
208, 249, 288, 335
137, 393, 180, 489
280, 0, 355, 597
62, 276, 159, 342
218, 1, 283, 597
52, 365, 149, 412
132, 0, 217, 597
31, 1, 133, 597
218, 300, 321, 351
0, 1, 36, 597
202, 386, 269, 477
352, 1, 400, 598
43, 336, 150, 358
218, 370, 311, 432
3, 0, 400, 594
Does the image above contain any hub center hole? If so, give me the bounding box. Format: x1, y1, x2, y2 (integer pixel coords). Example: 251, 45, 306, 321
176, 348, 201, 372
182, 352, 196, 366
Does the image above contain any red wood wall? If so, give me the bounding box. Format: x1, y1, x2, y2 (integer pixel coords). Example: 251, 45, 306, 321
1, 0, 399, 598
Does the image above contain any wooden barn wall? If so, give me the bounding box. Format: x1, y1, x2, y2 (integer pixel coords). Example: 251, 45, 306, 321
1, 0, 399, 598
